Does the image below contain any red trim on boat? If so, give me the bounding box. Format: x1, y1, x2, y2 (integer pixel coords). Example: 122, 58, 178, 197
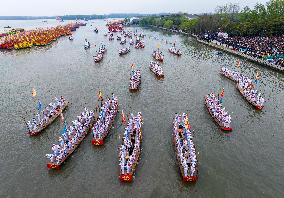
47, 163, 60, 170
256, 106, 264, 110
92, 138, 104, 146
27, 131, 38, 136
120, 174, 133, 182
221, 127, 233, 132
183, 176, 198, 182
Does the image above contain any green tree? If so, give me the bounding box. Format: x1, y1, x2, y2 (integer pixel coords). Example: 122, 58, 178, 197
163, 19, 174, 29
180, 18, 198, 32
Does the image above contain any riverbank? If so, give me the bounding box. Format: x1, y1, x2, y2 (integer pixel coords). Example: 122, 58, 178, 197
144, 25, 284, 73
195, 38, 284, 72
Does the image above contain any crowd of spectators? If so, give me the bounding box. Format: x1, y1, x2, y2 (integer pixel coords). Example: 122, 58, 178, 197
200, 32, 284, 67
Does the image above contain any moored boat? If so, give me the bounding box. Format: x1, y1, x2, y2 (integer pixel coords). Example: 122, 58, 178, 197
46, 108, 95, 169
119, 112, 143, 182
129, 70, 141, 91
173, 113, 198, 182
91, 94, 119, 145
204, 93, 232, 131
26, 97, 69, 136
0, 23, 80, 50
149, 61, 164, 78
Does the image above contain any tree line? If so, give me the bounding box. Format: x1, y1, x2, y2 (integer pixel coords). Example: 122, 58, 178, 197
139, 0, 284, 36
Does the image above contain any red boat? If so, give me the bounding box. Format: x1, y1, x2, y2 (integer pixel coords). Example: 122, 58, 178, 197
236, 83, 264, 110
27, 99, 69, 136
135, 41, 145, 49
149, 61, 164, 78
108, 25, 123, 32
129, 70, 141, 91
119, 113, 143, 182
46, 109, 95, 169
91, 96, 119, 146
204, 94, 233, 132
173, 114, 198, 182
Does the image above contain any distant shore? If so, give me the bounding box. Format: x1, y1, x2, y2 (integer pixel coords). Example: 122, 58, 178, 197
144, 25, 283, 73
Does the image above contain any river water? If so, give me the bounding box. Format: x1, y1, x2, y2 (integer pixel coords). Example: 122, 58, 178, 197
0, 20, 283, 198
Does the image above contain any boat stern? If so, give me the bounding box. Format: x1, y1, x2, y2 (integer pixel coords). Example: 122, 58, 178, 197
221, 127, 233, 132
92, 138, 104, 146
183, 175, 198, 183
119, 174, 133, 182
27, 131, 38, 136
47, 163, 60, 170
255, 105, 264, 110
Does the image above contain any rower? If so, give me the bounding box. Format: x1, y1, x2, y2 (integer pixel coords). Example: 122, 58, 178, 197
84, 39, 90, 48
178, 125, 184, 139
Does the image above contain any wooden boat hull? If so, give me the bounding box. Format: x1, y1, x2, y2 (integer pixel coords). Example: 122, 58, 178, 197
119, 114, 143, 183
183, 176, 198, 182
47, 117, 95, 169
173, 116, 198, 183
204, 97, 233, 132
27, 101, 69, 136
149, 68, 164, 79
236, 84, 264, 110
47, 163, 60, 170
129, 88, 139, 92
92, 138, 104, 146
173, 144, 197, 183
92, 103, 118, 146
153, 57, 164, 62
94, 57, 103, 63
168, 49, 182, 56
220, 71, 237, 82
129, 70, 141, 90
119, 52, 129, 56
119, 174, 133, 182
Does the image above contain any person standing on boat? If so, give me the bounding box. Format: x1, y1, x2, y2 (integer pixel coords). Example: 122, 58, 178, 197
84, 39, 90, 48
255, 71, 261, 88
219, 88, 225, 104
26, 121, 32, 132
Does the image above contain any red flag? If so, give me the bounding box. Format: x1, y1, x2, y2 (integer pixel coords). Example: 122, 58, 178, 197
121, 110, 126, 125
220, 88, 225, 98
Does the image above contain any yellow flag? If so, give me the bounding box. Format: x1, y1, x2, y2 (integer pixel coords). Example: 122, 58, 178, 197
32, 88, 37, 97
157, 43, 160, 49
98, 90, 103, 100
256, 71, 261, 80
236, 59, 240, 68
